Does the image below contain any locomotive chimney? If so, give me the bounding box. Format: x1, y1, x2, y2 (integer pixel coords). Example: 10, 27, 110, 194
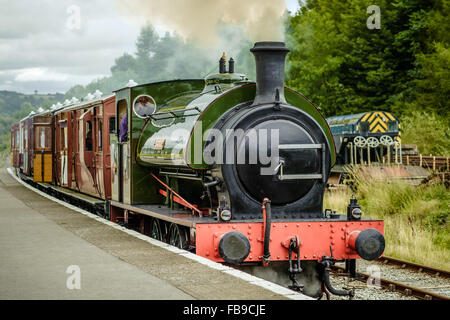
228, 58, 235, 74
250, 42, 290, 106
219, 52, 227, 74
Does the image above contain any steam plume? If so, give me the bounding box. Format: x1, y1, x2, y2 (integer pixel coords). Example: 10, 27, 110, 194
117, 0, 287, 45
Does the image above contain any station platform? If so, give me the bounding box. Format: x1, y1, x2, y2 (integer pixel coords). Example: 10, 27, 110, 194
0, 169, 310, 300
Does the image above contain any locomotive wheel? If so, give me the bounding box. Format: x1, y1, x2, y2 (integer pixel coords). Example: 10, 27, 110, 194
354, 136, 367, 148
168, 223, 188, 249
366, 137, 379, 148
150, 218, 163, 241
380, 135, 394, 146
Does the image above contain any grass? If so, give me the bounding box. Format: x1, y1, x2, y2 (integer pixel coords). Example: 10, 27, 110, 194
324, 168, 449, 270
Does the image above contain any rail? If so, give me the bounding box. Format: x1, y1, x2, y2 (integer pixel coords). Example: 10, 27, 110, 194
379, 256, 450, 278
331, 255, 450, 300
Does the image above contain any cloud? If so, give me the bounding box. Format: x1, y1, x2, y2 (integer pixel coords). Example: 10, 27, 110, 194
0, 0, 299, 94
14, 68, 68, 83
0, 0, 139, 93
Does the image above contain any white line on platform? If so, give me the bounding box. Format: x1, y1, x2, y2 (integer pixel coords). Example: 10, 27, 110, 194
6, 167, 313, 300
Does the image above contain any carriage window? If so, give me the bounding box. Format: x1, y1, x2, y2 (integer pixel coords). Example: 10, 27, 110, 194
60, 121, 68, 149
40, 128, 45, 148
47, 128, 51, 147
60, 127, 64, 148
109, 116, 116, 133
24, 129, 28, 149
98, 121, 103, 151
35, 127, 49, 149
85, 120, 93, 151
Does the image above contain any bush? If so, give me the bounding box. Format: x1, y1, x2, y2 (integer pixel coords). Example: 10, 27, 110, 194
400, 111, 450, 156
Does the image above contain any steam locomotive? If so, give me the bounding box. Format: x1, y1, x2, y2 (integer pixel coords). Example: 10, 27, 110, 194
11, 42, 385, 299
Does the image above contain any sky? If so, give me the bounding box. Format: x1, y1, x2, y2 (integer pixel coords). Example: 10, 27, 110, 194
0, 0, 300, 95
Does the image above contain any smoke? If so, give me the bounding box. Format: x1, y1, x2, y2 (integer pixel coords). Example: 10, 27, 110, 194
117, 0, 287, 45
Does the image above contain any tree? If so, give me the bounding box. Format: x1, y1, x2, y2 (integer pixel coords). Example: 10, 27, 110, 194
403, 0, 450, 120
111, 53, 137, 74
13, 102, 33, 119
135, 25, 159, 81
65, 85, 87, 100
285, 0, 436, 117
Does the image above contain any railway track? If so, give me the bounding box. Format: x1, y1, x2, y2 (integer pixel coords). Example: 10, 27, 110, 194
331, 256, 450, 300
378, 256, 450, 278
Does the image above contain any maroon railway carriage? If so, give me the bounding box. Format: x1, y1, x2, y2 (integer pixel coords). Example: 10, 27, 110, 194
19, 115, 33, 176
53, 95, 115, 200
10, 123, 20, 169
12, 111, 52, 182
13, 110, 54, 183
31, 113, 53, 182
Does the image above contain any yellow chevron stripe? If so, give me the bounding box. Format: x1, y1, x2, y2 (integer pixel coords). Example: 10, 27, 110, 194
380, 112, 390, 126
371, 112, 376, 120
372, 123, 387, 133
379, 118, 388, 130
370, 117, 388, 131
361, 113, 371, 122
376, 111, 386, 121
385, 112, 396, 121
368, 112, 379, 123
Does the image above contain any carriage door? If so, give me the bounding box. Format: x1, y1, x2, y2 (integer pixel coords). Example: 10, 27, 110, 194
78, 109, 96, 194
110, 122, 119, 202
23, 125, 28, 172
111, 99, 130, 203
19, 122, 24, 169
33, 125, 52, 182
60, 116, 69, 186
94, 106, 104, 197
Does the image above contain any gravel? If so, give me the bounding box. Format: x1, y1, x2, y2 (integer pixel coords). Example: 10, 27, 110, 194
327, 259, 450, 300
